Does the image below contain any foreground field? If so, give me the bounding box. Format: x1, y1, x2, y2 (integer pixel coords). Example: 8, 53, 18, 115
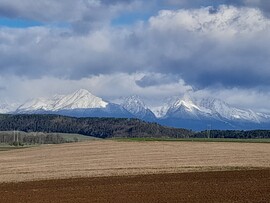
0, 169, 269, 203
0, 140, 269, 183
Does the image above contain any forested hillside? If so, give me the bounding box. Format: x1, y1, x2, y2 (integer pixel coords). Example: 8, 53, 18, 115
196, 130, 270, 139
0, 114, 269, 139
0, 114, 192, 138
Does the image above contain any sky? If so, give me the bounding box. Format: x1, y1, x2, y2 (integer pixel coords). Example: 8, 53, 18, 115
0, 0, 270, 112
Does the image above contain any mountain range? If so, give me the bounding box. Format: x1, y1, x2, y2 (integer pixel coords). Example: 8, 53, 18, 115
2, 89, 270, 130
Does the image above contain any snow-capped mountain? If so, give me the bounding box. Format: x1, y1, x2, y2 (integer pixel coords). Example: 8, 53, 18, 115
17, 89, 108, 113
16, 89, 132, 118
1, 89, 270, 130
159, 95, 270, 130
198, 98, 261, 123
0, 100, 18, 114
166, 96, 263, 123
151, 96, 179, 118
120, 95, 156, 121
53, 89, 108, 110
165, 95, 205, 119
17, 97, 54, 112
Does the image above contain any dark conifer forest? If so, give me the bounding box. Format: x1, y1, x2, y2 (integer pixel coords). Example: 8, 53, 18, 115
0, 114, 269, 140
0, 114, 192, 139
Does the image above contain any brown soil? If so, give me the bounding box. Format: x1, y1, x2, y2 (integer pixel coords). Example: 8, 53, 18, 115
0, 169, 269, 203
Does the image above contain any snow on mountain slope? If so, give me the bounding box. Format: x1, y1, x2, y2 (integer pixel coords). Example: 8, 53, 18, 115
151, 96, 181, 118
17, 89, 108, 113
165, 95, 206, 119
53, 89, 108, 110
0, 100, 18, 114
120, 95, 156, 120
121, 95, 146, 115
198, 98, 260, 123
163, 95, 266, 123
169, 95, 202, 113
17, 98, 54, 112
151, 106, 168, 118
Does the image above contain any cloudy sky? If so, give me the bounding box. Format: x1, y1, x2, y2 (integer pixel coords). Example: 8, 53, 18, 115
0, 0, 270, 111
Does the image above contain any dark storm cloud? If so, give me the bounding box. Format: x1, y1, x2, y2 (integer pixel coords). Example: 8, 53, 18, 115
0, 4, 18, 18
0, 1, 81, 22
163, 0, 220, 7
225, 0, 270, 15
0, 86, 6, 91
101, 0, 135, 4
0, 0, 145, 34
164, 0, 270, 14
135, 73, 182, 87
224, 0, 246, 5
0, 0, 142, 21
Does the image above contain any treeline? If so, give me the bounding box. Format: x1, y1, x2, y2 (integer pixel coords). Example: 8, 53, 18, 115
0, 114, 269, 139
195, 130, 270, 139
0, 114, 192, 139
0, 132, 66, 146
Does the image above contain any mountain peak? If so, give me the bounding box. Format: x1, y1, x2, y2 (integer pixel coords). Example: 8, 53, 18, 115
122, 95, 146, 108
74, 89, 92, 96
53, 89, 108, 110
121, 95, 146, 114
171, 95, 200, 112
17, 89, 108, 112
120, 95, 156, 120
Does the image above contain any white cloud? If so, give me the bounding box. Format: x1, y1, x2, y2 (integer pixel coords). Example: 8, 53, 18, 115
149, 6, 269, 36
192, 87, 270, 113
0, 73, 192, 106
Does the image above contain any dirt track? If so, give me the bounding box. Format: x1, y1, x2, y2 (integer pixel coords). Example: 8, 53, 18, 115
0, 169, 269, 203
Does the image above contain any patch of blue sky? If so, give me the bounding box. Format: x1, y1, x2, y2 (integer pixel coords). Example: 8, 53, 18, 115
0, 18, 71, 29
0, 18, 44, 28
111, 12, 151, 26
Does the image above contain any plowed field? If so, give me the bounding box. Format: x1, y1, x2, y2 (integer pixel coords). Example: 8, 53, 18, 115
0, 169, 269, 203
